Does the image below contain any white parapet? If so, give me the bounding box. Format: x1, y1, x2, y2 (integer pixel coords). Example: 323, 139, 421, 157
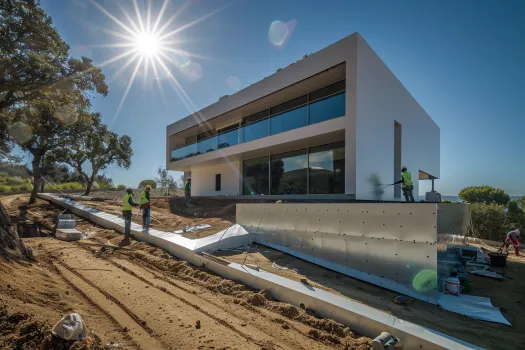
37, 193, 482, 350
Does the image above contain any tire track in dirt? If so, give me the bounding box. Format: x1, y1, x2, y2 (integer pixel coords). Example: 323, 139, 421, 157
48, 262, 140, 349
56, 260, 156, 337
74, 241, 298, 350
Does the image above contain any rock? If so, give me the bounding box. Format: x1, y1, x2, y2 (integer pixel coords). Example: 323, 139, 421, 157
195, 320, 201, 329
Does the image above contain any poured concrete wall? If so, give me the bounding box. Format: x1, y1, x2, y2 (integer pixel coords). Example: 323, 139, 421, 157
236, 202, 439, 303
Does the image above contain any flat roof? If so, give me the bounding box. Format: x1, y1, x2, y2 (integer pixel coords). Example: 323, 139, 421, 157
166, 32, 360, 136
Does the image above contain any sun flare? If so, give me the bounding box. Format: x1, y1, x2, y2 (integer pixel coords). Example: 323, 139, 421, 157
135, 33, 161, 57
88, 0, 226, 121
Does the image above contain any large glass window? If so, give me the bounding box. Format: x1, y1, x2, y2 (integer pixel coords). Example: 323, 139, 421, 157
308, 92, 345, 125
243, 157, 269, 195
270, 106, 307, 135
309, 142, 345, 194
270, 150, 308, 195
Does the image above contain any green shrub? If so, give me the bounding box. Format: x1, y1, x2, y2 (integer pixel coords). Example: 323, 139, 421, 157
469, 203, 525, 241
0, 185, 11, 192
459, 186, 510, 205
116, 184, 126, 191
441, 199, 457, 203
5, 177, 25, 186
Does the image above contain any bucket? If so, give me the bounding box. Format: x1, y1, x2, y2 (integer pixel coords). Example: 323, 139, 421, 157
445, 277, 461, 296
488, 252, 507, 267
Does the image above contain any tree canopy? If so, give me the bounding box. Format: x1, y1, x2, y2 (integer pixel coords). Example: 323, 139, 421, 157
0, 0, 108, 111
458, 186, 511, 205
138, 179, 157, 189
55, 113, 132, 195
155, 167, 176, 195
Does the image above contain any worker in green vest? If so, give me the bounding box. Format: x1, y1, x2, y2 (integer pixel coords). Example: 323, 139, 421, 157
184, 177, 191, 208
122, 188, 139, 239
140, 185, 151, 232
395, 166, 415, 202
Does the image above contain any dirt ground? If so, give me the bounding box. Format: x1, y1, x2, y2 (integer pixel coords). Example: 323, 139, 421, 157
1, 194, 371, 350
76, 198, 234, 239
213, 243, 525, 350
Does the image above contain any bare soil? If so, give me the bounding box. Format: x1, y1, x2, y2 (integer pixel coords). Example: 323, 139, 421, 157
214, 244, 525, 350
1, 195, 371, 349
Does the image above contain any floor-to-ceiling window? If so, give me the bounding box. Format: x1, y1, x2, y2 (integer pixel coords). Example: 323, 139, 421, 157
242, 142, 344, 195
242, 157, 269, 195
270, 149, 308, 195
308, 142, 345, 194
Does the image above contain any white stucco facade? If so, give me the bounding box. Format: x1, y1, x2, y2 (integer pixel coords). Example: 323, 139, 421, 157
166, 33, 440, 199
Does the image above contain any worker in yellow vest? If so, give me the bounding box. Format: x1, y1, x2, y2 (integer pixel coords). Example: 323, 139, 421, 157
395, 166, 415, 202
184, 177, 191, 208
140, 185, 151, 232
122, 188, 139, 239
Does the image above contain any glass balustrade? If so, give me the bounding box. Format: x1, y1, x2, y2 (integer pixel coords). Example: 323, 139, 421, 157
270, 105, 307, 135
197, 136, 217, 155
242, 118, 270, 143
218, 128, 239, 149
171, 92, 345, 162
309, 92, 345, 125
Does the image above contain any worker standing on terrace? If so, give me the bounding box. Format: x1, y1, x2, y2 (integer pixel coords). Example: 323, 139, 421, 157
122, 188, 139, 239
140, 185, 151, 232
184, 177, 192, 208
395, 166, 415, 203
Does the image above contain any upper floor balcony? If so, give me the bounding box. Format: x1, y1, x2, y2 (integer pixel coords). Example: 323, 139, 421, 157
170, 89, 346, 162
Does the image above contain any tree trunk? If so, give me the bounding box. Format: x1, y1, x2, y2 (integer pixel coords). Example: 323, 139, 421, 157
29, 154, 42, 204
84, 173, 96, 196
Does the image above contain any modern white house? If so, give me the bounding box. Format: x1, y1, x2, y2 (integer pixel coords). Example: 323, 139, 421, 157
166, 33, 440, 200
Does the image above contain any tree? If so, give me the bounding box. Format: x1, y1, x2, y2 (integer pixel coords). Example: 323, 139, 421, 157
116, 184, 126, 191
155, 167, 176, 195
0, 0, 108, 112
56, 113, 132, 196
138, 179, 157, 189
458, 186, 510, 205
3, 100, 76, 203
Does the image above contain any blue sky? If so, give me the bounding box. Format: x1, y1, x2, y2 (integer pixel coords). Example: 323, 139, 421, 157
38, 0, 524, 195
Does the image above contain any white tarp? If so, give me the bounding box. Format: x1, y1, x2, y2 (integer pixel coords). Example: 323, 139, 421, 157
438, 293, 511, 326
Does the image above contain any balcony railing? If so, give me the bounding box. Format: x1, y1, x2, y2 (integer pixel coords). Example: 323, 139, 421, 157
171, 92, 345, 162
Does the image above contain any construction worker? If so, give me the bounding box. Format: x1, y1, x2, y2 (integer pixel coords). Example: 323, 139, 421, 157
395, 166, 415, 203
122, 188, 139, 239
140, 185, 151, 232
503, 229, 520, 256
184, 177, 191, 207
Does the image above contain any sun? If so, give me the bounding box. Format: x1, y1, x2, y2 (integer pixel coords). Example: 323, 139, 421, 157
135, 33, 161, 57
88, 0, 227, 121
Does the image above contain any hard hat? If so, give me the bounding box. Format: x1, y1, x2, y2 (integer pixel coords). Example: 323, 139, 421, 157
187, 177, 191, 180
401, 166, 407, 171
145, 185, 151, 190
515, 229, 521, 236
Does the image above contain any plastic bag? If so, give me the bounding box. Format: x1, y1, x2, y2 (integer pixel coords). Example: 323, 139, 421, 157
52, 313, 87, 340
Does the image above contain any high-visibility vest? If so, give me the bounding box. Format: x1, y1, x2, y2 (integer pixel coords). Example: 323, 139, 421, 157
140, 192, 149, 205
401, 171, 413, 187
123, 194, 132, 211
184, 181, 191, 193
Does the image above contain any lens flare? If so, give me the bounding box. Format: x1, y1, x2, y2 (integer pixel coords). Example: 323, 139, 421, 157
180, 60, 202, 81
7, 122, 33, 145
268, 20, 297, 47
226, 76, 241, 92
412, 269, 437, 292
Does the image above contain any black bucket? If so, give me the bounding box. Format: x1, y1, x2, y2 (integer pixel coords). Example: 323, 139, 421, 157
488, 253, 507, 267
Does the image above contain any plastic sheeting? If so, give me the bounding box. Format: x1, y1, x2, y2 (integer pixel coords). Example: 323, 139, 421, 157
437, 293, 511, 326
